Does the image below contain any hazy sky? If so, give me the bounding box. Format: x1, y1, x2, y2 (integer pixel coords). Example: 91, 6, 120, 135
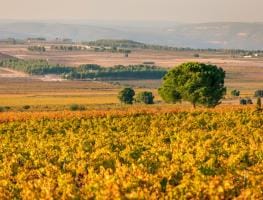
1, 0, 263, 23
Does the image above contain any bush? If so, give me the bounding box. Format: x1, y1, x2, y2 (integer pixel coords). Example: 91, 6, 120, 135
255, 90, 263, 97
0, 106, 4, 112
231, 89, 240, 97
118, 88, 135, 104
240, 98, 253, 105
135, 91, 154, 104
240, 99, 247, 105
256, 97, 262, 110
4, 106, 11, 110
246, 98, 253, 104
23, 105, 31, 110
69, 104, 86, 111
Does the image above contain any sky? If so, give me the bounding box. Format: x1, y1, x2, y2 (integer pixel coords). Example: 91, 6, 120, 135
1, 0, 263, 23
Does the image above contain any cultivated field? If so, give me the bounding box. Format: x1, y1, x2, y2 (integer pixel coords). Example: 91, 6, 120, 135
0, 106, 262, 199
0, 76, 121, 110
0, 44, 262, 199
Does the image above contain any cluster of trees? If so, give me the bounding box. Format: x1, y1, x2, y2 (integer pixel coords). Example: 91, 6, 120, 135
83, 39, 145, 49
63, 64, 167, 80
118, 88, 154, 104
230, 89, 263, 108
117, 62, 229, 108
231, 89, 240, 97
28, 46, 46, 52
255, 90, 263, 97
51, 45, 87, 51
240, 98, 253, 105
0, 59, 73, 75
0, 59, 166, 80
82, 39, 263, 57
27, 37, 46, 42
156, 61, 262, 108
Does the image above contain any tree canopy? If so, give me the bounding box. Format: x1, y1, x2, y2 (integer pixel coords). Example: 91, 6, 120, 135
135, 91, 154, 104
158, 62, 226, 108
118, 88, 135, 104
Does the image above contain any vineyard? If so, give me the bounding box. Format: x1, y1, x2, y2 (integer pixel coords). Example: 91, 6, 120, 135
0, 106, 262, 199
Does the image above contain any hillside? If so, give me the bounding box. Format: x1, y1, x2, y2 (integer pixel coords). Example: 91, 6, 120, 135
1, 22, 263, 49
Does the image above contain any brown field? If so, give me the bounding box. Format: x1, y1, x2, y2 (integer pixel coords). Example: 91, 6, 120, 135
0, 77, 120, 107
1, 44, 263, 68
0, 43, 263, 109
0, 77, 118, 94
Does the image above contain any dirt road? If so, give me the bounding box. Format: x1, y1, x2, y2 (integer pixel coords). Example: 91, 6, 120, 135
0, 67, 29, 78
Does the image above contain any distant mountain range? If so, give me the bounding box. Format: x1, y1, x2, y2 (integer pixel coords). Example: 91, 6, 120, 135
0, 21, 263, 50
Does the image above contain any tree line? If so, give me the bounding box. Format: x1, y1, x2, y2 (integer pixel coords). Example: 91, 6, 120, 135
63, 64, 167, 80
0, 60, 167, 80
0, 59, 73, 75
50, 45, 87, 51
28, 46, 46, 52
83, 39, 263, 56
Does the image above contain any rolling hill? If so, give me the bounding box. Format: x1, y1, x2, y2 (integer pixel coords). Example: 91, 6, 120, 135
0, 21, 263, 50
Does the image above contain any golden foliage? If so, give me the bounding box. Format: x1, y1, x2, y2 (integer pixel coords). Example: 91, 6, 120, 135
0, 106, 262, 199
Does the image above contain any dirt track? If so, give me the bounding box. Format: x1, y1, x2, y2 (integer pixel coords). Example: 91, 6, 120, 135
0, 67, 65, 82
0, 67, 29, 78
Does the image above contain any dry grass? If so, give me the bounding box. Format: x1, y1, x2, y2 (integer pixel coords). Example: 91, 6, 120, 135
0, 77, 118, 94
0, 94, 118, 106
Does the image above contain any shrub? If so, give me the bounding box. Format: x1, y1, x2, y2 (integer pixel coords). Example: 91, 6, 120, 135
255, 90, 263, 97
135, 91, 154, 104
240, 98, 253, 105
69, 104, 85, 111
0, 106, 4, 112
256, 97, 262, 110
23, 105, 31, 110
246, 98, 253, 104
231, 89, 240, 97
4, 106, 11, 110
118, 88, 135, 104
240, 99, 247, 105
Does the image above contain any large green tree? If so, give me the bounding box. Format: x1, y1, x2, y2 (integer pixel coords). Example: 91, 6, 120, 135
158, 62, 226, 108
